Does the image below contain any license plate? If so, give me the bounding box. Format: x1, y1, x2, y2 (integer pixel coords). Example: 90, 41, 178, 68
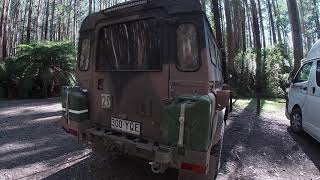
111, 117, 141, 135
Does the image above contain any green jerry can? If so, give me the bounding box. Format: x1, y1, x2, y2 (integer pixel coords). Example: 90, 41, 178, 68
62, 86, 89, 122
162, 95, 213, 152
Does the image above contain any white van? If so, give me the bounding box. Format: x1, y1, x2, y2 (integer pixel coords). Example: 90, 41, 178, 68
287, 40, 320, 142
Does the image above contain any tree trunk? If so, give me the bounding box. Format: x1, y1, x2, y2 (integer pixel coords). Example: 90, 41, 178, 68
89, 0, 92, 14
50, 0, 56, 41
298, 0, 308, 55
0, 0, 8, 37
0, 0, 10, 59
244, 0, 253, 48
35, 0, 42, 40
250, 0, 262, 115
57, 0, 63, 41
312, 0, 320, 39
66, 0, 72, 39
272, 0, 282, 44
257, 0, 266, 48
26, 0, 33, 44
266, 0, 277, 45
212, 0, 227, 81
224, 0, 235, 72
43, 0, 50, 40
286, 0, 303, 76
21, 1, 28, 42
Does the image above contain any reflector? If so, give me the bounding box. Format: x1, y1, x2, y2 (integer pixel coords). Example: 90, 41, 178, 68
181, 163, 207, 174
68, 128, 78, 136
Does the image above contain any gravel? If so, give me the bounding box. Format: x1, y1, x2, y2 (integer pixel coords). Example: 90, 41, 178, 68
0, 98, 90, 180
0, 98, 319, 180
217, 102, 320, 180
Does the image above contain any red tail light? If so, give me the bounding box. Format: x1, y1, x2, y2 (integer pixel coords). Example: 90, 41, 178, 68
68, 129, 78, 136
181, 163, 207, 174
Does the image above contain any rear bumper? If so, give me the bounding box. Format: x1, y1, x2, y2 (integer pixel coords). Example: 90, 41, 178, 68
59, 117, 218, 175
84, 128, 211, 174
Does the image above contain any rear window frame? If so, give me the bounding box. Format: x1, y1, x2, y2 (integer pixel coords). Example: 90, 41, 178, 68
78, 36, 91, 71
175, 21, 202, 72
94, 17, 163, 72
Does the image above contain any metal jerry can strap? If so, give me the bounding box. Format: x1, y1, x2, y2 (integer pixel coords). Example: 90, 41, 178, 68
178, 103, 186, 149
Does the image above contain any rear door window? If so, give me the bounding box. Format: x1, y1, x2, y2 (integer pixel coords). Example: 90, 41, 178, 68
294, 62, 313, 83
176, 23, 200, 71
96, 19, 161, 71
79, 38, 90, 71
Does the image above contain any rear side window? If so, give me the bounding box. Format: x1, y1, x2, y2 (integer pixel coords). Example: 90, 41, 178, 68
295, 62, 313, 83
317, 61, 320, 87
79, 39, 90, 71
176, 23, 200, 71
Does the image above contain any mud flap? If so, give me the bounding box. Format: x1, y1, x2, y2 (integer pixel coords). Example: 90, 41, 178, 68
178, 141, 223, 180
59, 117, 90, 142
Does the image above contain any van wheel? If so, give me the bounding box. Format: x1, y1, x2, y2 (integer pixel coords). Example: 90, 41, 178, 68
290, 107, 303, 133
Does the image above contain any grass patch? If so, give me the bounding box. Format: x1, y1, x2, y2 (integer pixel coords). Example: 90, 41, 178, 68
261, 98, 286, 113
233, 98, 286, 113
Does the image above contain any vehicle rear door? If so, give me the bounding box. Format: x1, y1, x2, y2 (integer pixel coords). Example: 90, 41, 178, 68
169, 16, 209, 98
92, 17, 169, 142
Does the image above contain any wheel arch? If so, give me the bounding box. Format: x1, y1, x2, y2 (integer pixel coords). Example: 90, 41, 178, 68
292, 104, 301, 114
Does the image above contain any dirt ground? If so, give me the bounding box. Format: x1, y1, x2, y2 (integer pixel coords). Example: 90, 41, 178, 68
0, 98, 319, 180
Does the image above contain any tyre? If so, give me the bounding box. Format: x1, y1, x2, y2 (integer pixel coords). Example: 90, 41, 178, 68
290, 107, 303, 133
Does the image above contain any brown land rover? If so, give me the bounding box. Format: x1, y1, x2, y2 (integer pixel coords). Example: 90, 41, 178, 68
60, 0, 230, 179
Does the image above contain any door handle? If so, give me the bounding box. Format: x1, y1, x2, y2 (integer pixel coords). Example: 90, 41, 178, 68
302, 87, 308, 91
313, 87, 316, 94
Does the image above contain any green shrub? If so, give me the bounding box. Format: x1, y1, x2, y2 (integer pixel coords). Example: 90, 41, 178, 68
16, 41, 76, 98
0, 41, 76, 98
234, 45, 290, 98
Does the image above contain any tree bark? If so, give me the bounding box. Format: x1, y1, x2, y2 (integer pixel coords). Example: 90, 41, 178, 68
224, 0, 235, 71
50, 0, 56, 41
257, 0, 266, 48
312, 0, 320, 39
44, 0, 50, 40
89, 0, 92, 14
250, 0, 262, 114
211, 0, 226, 81
272, 0, 282, 44
286, 0, 303, 76
0, 0, 10, 59
266, 0, 277, 45
26, 0, 33, 44
35, 0, 42, 40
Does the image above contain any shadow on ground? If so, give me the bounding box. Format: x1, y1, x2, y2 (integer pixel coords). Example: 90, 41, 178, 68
219, 99, 320, 179
288, 128, 320, 171
44, 155, 178, 180
0, 98, 90, 179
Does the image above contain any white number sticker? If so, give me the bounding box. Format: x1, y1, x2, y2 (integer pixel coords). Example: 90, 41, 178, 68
101, 94, 111, 109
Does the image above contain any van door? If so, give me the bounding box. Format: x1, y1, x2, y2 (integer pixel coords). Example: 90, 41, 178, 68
304, 60, 320, 141
291, 62, 313, 110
